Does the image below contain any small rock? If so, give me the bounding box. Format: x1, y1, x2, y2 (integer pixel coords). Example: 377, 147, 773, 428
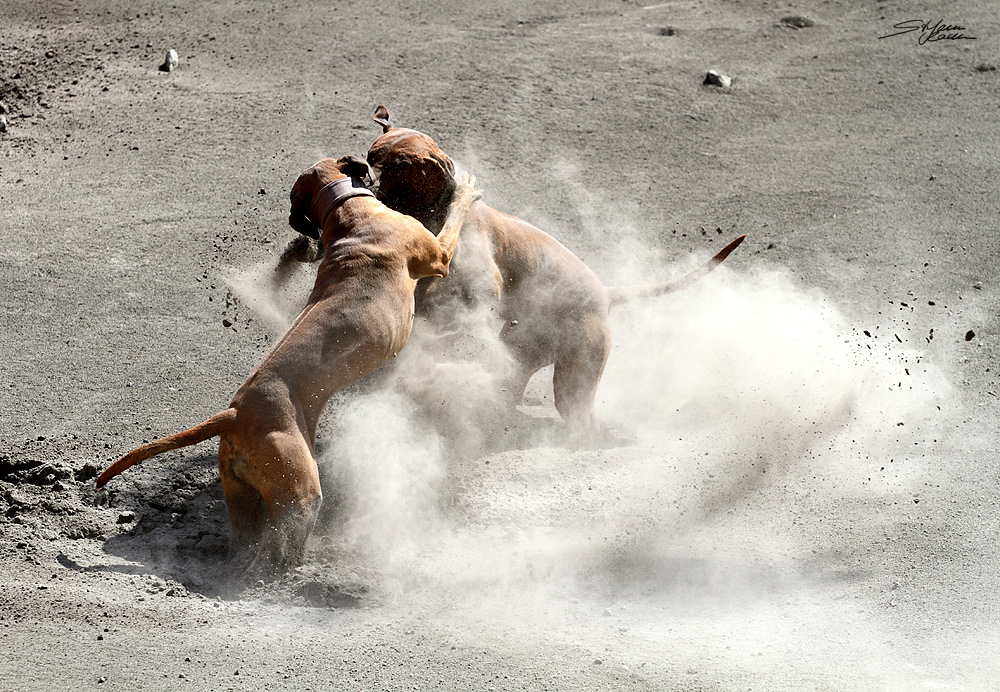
117, 511, 136, 524
703, 70, 732, 88
222, 319, 233, 328
965, 330, 975, 341
0, 101, 7, 114
780, 16, 815, 29
973, 281, 982, 290
98, 677, 107, 684
0, 116, 7, 133
658, 26, 677, 36
5, 488, 32, 507
975, 63, 997, 73
593, 659, 604, 665
160, 49, 179, 73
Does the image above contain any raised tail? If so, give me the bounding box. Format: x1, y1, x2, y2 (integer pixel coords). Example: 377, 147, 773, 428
95, 408, 237, 489
606, 234, 747, 307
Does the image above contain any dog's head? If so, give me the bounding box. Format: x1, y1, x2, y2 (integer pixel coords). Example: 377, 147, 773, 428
366, 105, 457, 217
288, 155, 372, 239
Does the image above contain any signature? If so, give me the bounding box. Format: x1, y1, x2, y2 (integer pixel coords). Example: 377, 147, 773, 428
879, 19, 977, 44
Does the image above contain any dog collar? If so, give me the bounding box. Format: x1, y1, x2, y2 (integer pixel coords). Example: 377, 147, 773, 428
314, 177, 375, 226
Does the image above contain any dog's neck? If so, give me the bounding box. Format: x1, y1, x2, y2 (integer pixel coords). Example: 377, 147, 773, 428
313, 177, 375, 228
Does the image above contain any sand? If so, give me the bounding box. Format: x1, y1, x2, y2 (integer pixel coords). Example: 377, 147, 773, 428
1, 1, 998, 689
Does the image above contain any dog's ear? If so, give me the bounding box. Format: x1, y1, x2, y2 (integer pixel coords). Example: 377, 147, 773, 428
372, 105, 392, 133
435, 151, 456, 177
288, 180, 321, 240
338, 154, 372, 183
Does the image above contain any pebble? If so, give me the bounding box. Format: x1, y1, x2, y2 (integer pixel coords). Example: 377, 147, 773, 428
780, 16, 815, 29
160, 49, 179, 73
0, 116, 7, 133
703, 70, 732, 88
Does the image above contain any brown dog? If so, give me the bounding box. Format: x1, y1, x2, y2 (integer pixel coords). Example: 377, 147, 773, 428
356, 107, 746, 441
97, 155, 481, 577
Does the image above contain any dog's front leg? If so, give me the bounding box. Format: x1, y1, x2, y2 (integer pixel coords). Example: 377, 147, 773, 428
434, 173, 482, 271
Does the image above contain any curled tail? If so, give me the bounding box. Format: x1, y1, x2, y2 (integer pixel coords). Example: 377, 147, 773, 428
606, 234, 747, 307
95, 408, 237, 489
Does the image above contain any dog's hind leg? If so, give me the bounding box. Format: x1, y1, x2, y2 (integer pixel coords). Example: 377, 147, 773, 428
499, 321, 554, 405
243, 431, 323, 579
218, 442, 268, 563
552, 317, 611, 441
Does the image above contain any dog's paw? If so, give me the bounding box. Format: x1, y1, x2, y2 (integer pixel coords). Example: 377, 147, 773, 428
454, 172, 483, 203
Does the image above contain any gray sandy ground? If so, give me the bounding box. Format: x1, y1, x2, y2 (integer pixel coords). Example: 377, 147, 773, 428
1, 1, 998, 690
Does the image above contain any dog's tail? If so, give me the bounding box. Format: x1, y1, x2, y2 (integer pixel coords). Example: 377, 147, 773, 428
605, 234, 747, 307
95, 408, 238, 489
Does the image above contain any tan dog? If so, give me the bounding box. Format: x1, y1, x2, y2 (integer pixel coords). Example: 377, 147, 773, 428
97, 155, 481, 577
357, 107, 746, 441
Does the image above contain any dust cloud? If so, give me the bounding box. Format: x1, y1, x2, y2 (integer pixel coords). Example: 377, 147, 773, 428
232, 199, 955, 689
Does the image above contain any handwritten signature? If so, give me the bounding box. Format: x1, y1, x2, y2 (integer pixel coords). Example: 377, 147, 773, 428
879, 19, 977, 44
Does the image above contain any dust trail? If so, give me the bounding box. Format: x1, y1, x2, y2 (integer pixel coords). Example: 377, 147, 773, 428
228, 175, 964, 687
304, 246, 961, 687
602, 262, 949, 500
220, 243, 317, 334
305, 244, 949, 579
324, 392, 446, 572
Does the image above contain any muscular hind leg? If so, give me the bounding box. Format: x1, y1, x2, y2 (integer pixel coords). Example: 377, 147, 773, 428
241, 431, 323, 579
501, 361, 541, 406
553, 318, 611, 441
218, 441, 267, 561
500, 322, 554, 406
